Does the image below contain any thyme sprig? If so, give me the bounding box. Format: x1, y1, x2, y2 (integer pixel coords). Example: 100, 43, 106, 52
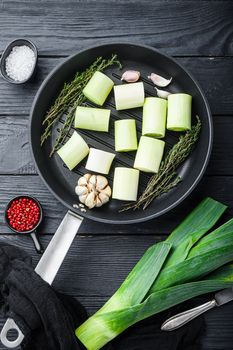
40, 54, 121, 156
121, 117, 201, 211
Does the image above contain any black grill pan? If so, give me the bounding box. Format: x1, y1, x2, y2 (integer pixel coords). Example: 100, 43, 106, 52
30, 43, 212, 225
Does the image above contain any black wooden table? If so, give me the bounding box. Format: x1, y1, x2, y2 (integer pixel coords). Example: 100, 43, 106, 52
1, 1, 233, 349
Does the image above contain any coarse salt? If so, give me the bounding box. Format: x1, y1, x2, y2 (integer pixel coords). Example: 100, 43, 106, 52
5, 45, 36, 82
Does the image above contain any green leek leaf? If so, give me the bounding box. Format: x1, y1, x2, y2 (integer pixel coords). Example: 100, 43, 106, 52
97, 242, 171, 314
188, 218, 233, 258
149, 244, 233, 293
164, 197, 227, 268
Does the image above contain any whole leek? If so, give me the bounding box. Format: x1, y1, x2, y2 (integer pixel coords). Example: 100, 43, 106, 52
76, 198, 233, 350
77, 264, 233, 350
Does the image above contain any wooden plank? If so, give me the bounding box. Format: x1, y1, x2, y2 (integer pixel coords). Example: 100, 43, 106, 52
0, 305, 233, 350
0, 235, 232, 350
0, 1, 233, 56
0, 57, 61, 115
0, 235, 163, 296
0, 174, 233, 235
199, 303, 233, 349
0, 57, 233, 115
0, 114, 232, 176
207, 116, 233, 176
0, 303, 232, 350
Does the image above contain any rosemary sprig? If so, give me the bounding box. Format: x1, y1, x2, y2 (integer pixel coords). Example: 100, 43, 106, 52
121, 117, 201, 211
40, 54, 121, 156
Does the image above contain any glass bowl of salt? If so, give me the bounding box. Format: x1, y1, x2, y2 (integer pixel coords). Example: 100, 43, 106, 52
0, 38, 38, 84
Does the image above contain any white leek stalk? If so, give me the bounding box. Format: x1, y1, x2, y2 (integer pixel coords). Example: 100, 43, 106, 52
85, 148, 115, 174
57, 131, 89, 170
114, 82, 144, 110
142, 97, 167, 138
112, 167, 139, 201
134, 136, 165, 173
167, 93, 192, 131
114, 119, 137, 152
83, 71, 114, 106
75, 106, 110, 132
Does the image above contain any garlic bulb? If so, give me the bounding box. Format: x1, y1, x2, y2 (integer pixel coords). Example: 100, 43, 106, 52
148, 73, 172, 87
121, 70, 140, 83
75, 174, 111, 209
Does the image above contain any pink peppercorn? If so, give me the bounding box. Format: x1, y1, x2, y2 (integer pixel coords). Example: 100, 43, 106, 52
7, 197, 40, 232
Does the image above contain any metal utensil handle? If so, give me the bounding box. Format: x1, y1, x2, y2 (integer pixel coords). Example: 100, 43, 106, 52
30, 231, 44, 254
161, 299, 217, 331
0, 318, 24, 348
0, 210, 83, 348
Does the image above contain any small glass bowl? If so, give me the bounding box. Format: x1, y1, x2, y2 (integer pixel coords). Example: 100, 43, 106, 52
0, 38, 38, 84
5, 195, 44, 254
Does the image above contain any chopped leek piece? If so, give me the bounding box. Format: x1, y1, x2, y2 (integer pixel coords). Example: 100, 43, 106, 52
112, 167, 139, 201
134, 136, 165, 173
114, 119, 137, 152
74, 106, 110, 132
114, 82, 144, 110
57, 131, 89, 170
142, 97, 167, 138
85, 148, 115, 174
83, 71, 114, 106
167, 93, 192, 131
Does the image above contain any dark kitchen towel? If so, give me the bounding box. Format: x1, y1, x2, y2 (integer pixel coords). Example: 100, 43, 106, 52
0, 244, 204, 350
0, 244, 87, 350
110, 303, 205, 350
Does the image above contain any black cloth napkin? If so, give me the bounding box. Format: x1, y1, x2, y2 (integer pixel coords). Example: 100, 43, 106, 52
0, 244, 204, 350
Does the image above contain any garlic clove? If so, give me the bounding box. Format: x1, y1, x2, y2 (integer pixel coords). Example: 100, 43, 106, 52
98, 192, 110, 205
87, 183, 95, 193
84, 173, 92, 181
148, 73, 172, 87
96, 175, 108, 191
79, 194, 88, 204
95, 196, 103, 207
89, 174, 97, 186
121, 70, 140, 83
78, 176, 88, 186
85, 192, 96, 209
88, 175, 97, 192
101, 185, 111, 197
155, 87, 171, 99
75, 185, 88, 196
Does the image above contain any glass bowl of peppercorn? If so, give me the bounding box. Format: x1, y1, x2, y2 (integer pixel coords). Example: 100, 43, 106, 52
5, 196, 44, 254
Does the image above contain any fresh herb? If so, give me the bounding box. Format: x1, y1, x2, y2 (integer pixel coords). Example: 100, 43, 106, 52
122, 116, 201, 211
40, 55, 121, 156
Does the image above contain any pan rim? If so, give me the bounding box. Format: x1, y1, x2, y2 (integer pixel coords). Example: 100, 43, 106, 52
29, 42, 213, 225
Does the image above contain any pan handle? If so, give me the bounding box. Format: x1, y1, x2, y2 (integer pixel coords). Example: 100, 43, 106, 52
30, 231, 44, 254
0, 210, 83, 348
